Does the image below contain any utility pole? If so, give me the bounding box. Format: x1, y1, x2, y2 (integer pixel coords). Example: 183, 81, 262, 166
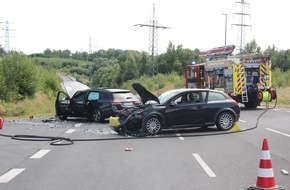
232, 0, 252, 54
222, 13, 227, 46
134, 4, 170, 75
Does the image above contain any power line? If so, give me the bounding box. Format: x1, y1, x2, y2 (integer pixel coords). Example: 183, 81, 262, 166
134, 4, 170, 75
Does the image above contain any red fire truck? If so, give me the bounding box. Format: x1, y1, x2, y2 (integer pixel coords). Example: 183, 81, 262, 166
185, 45, 277, 108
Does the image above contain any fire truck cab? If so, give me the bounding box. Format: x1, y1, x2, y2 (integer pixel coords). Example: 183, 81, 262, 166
185, 45, 277, 108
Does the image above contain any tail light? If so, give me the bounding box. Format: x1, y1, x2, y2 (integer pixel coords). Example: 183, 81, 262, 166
110, 101, 122, 112
134, 100, 141, 106
110, 101, 122, 106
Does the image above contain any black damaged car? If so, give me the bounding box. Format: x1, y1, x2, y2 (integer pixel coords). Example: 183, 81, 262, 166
55, 88, 140, 122
110, 83, 240, 136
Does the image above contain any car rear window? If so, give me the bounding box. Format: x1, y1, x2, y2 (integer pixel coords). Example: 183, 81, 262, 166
207, 91, 227, 101
113, 92, 136, 101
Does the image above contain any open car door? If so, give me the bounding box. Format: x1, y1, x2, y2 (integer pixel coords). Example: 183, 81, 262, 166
55, 91, 71, 120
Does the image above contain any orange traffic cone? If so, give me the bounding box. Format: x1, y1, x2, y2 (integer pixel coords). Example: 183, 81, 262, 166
0, 117, 3, 129
248, 139, 284, 190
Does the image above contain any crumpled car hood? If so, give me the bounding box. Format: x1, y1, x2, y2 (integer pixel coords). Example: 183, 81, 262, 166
132, 83, 160, 104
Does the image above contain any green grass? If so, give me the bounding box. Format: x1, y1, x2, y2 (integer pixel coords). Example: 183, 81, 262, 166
275, 87, 290, 107
0, 92, 55, 119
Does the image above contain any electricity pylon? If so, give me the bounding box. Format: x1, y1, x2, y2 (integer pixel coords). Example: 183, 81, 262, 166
134, 4, 170, 75
0, 20, 15, 52
232, 0, 252, 54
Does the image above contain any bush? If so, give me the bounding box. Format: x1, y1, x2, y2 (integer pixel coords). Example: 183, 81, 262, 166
272, 68, 290, 87
0, 53, 38, 101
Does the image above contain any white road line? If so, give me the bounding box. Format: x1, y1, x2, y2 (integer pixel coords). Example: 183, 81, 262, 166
287, 111, 290, 113
239, 119, 247, 123
74, 123, 82, 127
30, 149, 51, 159
192, 153, 216, 177
0, 168, 25, 183
65, 129, 76, 133
266, 128, 290, 137
176, 133, 184, 140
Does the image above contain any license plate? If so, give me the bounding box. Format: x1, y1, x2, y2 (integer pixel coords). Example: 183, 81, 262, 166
123, 102, 133, 107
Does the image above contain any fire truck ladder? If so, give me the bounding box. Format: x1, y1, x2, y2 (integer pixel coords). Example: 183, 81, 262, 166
241, 66, 248, 103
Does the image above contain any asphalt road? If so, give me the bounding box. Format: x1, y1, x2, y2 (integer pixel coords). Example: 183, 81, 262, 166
0, 106, 289, 190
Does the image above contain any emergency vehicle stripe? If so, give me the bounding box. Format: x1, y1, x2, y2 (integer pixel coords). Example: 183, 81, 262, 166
236, 64, 245, 94
260, 64, 266, 76
260, 64, 266, 86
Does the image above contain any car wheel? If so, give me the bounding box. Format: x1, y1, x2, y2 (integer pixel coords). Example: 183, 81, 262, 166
92, 109, 104, 122
57, 114, 67, 120
143, 116, 162, 135
216, 112, 234, 131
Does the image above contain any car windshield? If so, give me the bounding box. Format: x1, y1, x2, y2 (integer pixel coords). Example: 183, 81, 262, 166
158, 90, 181, 104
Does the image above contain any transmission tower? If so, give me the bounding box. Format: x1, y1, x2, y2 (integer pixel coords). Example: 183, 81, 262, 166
89, 36, 92, 54
88, 36, 98, 53
134, 4, 170, 75
0, 20, 15, 52
232, 0, 252, 54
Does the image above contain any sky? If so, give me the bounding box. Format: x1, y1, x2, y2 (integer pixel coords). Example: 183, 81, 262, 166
0, 0, 289, 55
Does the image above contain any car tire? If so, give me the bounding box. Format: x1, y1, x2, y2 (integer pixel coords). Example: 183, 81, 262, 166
57, 114, 67, 120
142, 116, 162, 135
92, 108, 104, 122
216, 112, 234, 131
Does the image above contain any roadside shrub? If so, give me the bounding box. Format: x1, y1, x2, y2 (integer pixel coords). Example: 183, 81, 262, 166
0, 53, 38, 102
272, 68, 290, 87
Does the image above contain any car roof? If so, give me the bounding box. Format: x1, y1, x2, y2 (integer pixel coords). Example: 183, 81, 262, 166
84, 88, 131, 93
167, 88, 210, 93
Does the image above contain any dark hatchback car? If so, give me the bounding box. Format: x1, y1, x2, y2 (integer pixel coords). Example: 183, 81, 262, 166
55, 88, 140, 122
111, 83, 240, 135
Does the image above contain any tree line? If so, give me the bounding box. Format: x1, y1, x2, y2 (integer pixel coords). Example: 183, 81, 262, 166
0, 40, 290, 103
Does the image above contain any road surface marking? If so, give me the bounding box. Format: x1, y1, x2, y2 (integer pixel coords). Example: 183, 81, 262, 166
192, 153, 216, 177
74, 123, 82, 127
0, 168, 25, 183
65, 129, 76, 133
30, 149, 51, 159
176, 133, 184, 140
239, 119, 247, 123
266, 128, 290, 137
287, 111, 290, 113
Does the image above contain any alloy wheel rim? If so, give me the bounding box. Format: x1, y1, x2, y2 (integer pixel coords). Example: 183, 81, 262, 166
146, 118, 161, 134
220, 114, 233, 129
94, 110, 101, 121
